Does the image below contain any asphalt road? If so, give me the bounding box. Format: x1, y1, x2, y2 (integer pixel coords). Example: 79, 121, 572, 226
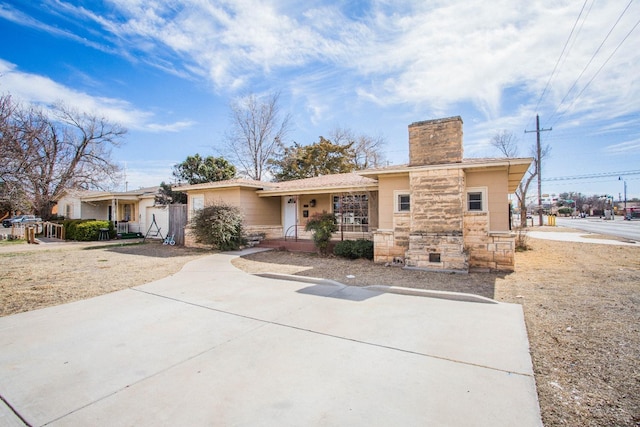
555, 216, 640, 242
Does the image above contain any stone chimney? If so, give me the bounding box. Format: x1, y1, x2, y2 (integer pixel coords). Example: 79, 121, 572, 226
408, 116, 463, 166
404, 116, 468, 271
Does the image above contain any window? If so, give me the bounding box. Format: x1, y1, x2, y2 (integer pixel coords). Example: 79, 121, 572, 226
123, 204, 132, 221
466, 188, 487, 212
332, 193, 369, 232
191, 195, 204, 213
394, 191, 410, 213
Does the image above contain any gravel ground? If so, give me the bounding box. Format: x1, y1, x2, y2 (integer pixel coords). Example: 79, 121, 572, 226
1, 232, 638, 426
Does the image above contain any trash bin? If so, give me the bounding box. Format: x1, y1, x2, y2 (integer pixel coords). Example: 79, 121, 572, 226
98, 228, 110, 241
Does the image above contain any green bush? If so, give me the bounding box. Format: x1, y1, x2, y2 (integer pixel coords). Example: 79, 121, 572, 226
63, 219, 83, 240
334, 239, 374, 260
334, 240, 356, 259
191, 204, 245, 251
75, 220, 112, 241
63, 219, 113, 241
305, 211, 338, 255
557, 207, 573, 216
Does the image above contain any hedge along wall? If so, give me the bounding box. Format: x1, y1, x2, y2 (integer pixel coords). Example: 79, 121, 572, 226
63, 219, 114, 241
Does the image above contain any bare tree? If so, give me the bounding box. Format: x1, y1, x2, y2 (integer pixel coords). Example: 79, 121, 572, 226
491, 130, 549, 227
490, 130, 519, 158
330, 126, 386, 169
0, 95, 126, 219
225, 92, 291, 181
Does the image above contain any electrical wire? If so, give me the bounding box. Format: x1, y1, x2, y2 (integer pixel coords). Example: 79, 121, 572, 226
547, 0, 637, 126
550, 14, 640, 128
532, 0, 589, 119
543, 169, 640, 182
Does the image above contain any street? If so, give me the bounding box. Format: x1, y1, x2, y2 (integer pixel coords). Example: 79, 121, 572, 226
555, 216, 640, 242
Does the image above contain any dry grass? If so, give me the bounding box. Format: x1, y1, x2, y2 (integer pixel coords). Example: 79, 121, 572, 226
1, 234, 638, 426
0, 241, 206, 316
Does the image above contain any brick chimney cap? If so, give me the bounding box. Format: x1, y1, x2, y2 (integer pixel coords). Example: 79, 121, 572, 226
409, 116, 463, 128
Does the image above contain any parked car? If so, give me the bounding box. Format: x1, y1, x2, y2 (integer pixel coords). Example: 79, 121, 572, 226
3, 215, 26, 227
2, 215, 42, 227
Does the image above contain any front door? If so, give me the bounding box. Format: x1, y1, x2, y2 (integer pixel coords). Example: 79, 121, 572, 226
282, 196, 297, 238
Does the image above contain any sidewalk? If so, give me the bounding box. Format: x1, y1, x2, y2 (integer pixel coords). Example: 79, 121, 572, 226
0, 251, 542, 426
528, 230, 637, 246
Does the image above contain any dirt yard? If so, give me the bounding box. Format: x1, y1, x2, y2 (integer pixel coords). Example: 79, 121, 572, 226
0, 241, 206, 316
1, 232, 638, 426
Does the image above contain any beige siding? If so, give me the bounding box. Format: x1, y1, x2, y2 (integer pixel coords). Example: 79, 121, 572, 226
191, 188, 281, 227
203, 188, 241, 206
465, 170, 510, 231
240, 189, 280, 226
298, 194, 332, 226
377, 174, 410, 230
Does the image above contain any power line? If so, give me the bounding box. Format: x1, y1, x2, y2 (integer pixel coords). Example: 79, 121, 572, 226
551, 14, 640, 128
543, 169, 640, 181
547, 1, 638, 126
533, 0, 589, 117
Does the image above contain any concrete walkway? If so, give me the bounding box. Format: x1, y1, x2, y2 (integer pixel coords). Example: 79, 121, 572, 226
528, 230, 637, 246
0, 251, 542, 426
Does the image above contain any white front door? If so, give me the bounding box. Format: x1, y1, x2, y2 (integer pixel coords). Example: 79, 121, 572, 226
283, 196, 297, 238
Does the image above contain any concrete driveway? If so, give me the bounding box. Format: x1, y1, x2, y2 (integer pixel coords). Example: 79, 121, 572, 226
0, 250, 542, 426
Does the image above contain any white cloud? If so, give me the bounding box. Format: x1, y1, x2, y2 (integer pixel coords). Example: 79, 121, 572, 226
119, 159, 176, 190
0, 59, 193, 132
66, 0, 635, 126
7, 1, 640, 133
605, 139, 640, 155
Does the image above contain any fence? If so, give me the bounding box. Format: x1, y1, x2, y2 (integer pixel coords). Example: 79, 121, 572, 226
42, 222, 65, 239
168, 204, 187, 246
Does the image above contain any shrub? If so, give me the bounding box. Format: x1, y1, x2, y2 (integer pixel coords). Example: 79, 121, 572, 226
75, 220, 111, 241
557, 207, 573, 216
304, 211, 337, 255
63, 219, 113, 241
191, 204, 245, 251
515, 227, 530, 251
334, 239, 374, 260
334, 240, 356, 259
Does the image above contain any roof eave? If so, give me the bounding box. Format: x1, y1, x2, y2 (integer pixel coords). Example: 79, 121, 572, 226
257, 183, 379, 197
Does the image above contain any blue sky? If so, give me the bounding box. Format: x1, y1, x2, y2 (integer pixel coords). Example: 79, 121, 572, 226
1, 0, 639, 201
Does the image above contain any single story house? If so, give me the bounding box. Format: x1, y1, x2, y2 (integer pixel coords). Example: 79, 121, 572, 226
55, 186, 170, 239
176, 116, 532, 271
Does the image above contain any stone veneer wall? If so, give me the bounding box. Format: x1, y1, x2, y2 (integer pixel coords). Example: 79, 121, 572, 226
409, 116, 463, 166
373, 214, 410, 263
464, 212, 515, 271
404, 168, 468, 271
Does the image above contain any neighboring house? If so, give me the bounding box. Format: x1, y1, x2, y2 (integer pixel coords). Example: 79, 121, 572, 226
176, 116, 533, 271
56, 186, 171, 239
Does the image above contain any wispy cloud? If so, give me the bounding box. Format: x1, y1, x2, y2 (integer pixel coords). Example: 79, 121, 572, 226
4, 0, 640, 130
0, 59, 193, 132
0, 3, 115, 53
605, 139, 640, 155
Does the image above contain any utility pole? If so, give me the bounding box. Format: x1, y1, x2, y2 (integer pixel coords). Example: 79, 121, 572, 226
525, 115, 552, 226
619, 176, 627, 211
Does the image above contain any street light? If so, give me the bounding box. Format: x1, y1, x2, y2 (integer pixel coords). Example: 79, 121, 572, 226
619, 176, 627, 211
